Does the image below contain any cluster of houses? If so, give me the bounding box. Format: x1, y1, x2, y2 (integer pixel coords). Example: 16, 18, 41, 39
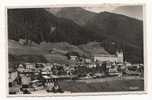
8, 50, 144, 94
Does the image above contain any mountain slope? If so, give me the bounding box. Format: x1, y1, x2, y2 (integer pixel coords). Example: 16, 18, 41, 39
8, 8, 143, 63
8, 8, 94, 45
85, 12, 143, 63
85, 11, 143, 47
49, 7, 97, 26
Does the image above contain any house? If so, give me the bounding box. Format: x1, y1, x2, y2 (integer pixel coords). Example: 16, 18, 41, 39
24, 63, 35, 69
35, 63, 45, 71
17, 64, 25, 72
21, 74, 31, 89
87, 63, 96, 68
9, 67, 18, 87
8, 67, 20, 94
66, 51, 80, 61
17, 63, 35, 73
48, 48, 67, 55
42, 63, 53, 72
70, 55, 77, 61
93, 50, 124, 63
85, 58, 92, 63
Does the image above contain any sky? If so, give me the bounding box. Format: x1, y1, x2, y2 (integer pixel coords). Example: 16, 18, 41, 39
83, 4, 143, 20
46, 4, 143, 20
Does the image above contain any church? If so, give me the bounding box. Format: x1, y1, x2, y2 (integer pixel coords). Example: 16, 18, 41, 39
93, 50, 124, 63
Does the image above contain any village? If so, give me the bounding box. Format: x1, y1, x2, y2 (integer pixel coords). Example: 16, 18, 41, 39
8, 49, 144, 94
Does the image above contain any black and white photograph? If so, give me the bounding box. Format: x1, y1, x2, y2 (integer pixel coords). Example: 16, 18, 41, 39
7, 4, 144, 96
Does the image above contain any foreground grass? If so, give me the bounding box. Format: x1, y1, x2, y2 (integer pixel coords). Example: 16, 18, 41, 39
58, 79, 144, 92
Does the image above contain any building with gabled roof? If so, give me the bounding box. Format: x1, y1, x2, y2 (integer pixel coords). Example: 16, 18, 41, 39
93, 50, 124, 63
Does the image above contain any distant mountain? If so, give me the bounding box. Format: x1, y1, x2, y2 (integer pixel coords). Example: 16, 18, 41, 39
85, 11, 143, 46
48, 7, 97, 26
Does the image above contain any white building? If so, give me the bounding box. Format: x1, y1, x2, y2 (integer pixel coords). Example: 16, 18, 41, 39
70, 55, 77, 61
93, 50, 124, 63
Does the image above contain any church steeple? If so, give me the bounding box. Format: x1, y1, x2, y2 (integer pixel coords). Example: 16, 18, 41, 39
116, 49, 124, 63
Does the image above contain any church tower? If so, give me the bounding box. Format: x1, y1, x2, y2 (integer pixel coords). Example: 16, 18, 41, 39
116, 49, 124, 63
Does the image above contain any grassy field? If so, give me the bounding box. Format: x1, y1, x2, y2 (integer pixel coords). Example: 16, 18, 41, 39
58, 78, 144, 92
8, 40, 109, 64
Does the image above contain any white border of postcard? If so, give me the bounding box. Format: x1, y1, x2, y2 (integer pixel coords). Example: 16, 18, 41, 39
5, 3, 147, 97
